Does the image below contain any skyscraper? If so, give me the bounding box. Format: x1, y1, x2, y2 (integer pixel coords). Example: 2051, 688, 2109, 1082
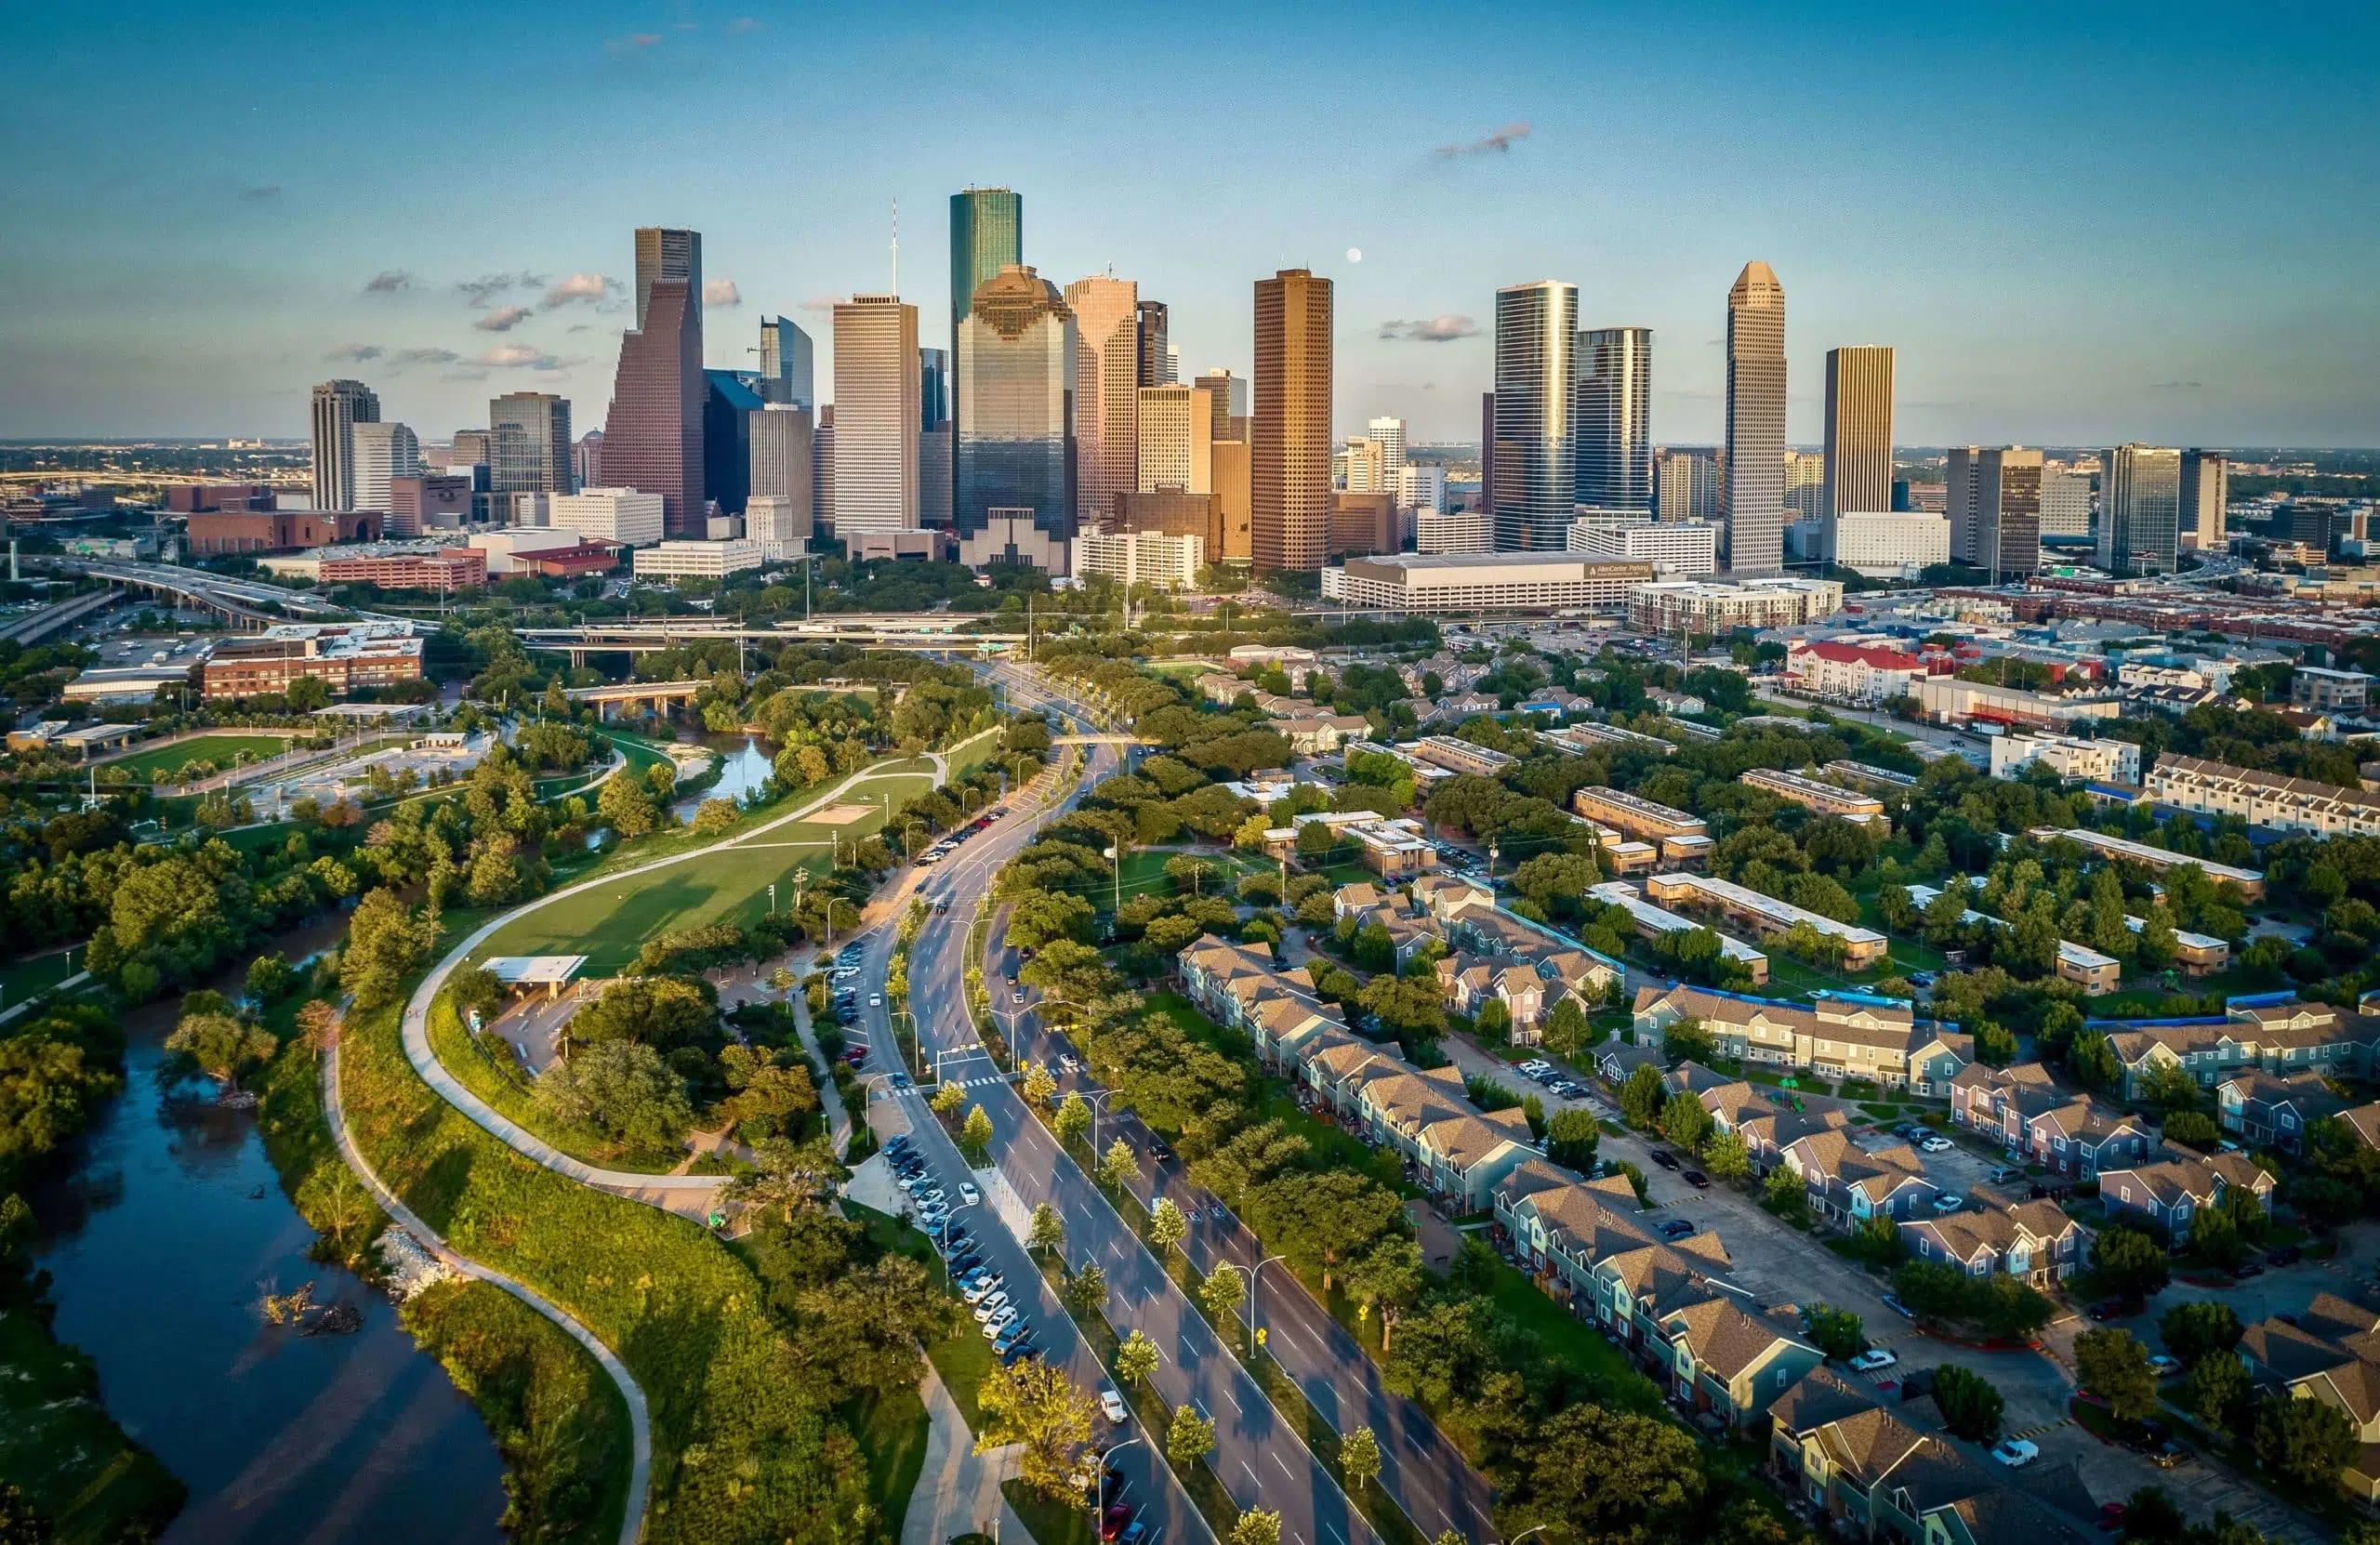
1137, 384, 1212, 495
1064, 275, 1142, 531
489, 391, 573, 495
349, 421, 419, 513
310, 378, 380, 510
2040, 465, 2091, 537
748, 404, 814, 543
833, 296, 922, 534
1491, 280, 1579, 551
1724, 261, 1788, 573
1783, 451, 1827, 521
2180, 449, 2228, 550
1136, 301, 1171, 387
919, 347, 954, 527
1368, 416, 1408, 494
703, 369, 763, 516
1657, 448, 1724, 523
1574, 327, 1653, 514
1197, 369, 1247, 437
1252, 269, 1332, 573
1945, 445, 2043, 580
2099, 444, 2182, 576
1343, 438, 1387, 495
1822, 346, 1895, 518
950, 188, 1023, 436
634, 228, 701, 333
603, 277, 705, 535
759, 317, 814, 409
956, 264, 1075, 567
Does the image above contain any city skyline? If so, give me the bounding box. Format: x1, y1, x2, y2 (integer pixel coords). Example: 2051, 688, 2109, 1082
3, 3, 2373, 446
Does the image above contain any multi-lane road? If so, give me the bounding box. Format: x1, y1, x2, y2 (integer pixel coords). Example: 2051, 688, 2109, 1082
849, 662, 1488, 1545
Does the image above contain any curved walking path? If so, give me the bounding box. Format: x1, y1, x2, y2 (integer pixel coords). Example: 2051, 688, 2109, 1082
322, 1038, 654, 1545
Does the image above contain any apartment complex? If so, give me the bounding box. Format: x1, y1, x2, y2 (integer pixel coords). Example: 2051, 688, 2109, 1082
1738, 767, 1888, 827
1825, 512, 1949, 579
2145, 754, 2380, 839
2091, 994, 2377, 1100
1589, 880, 1771, 983
2030, 827, 2265, 900
1633, 984, 1970, 1095
1570, 786, 1713, 865
1988, 732, 2141, 785
201, 622, 424, 701
1644, 872, 1891, 970
1075, 530, 1203, 589
1912, 677, 2121, 730
1626, 577, 1843, 635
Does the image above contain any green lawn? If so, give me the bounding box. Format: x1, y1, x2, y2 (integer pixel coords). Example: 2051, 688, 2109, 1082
102, 732, 291, 778
1005, 1480, 1098, 1545
476, 840, 829, 974
0, 949, 77, 1006
1477, 1259, 1665, 1415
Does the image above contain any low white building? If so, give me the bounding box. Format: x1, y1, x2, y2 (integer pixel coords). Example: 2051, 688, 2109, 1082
1074, 529, 1203, 589
552, 488, 666, 548
1825, 512, 1950, 578
1338, 552, 1652, 614
473, 527, 589, 575
1565, 515, 1719, 576
631, 538, 764, 579
1397, 463, 1447, 514
1989, 732, 2141, 785
1782, 640, 1931, 704
2146, 754, 2380, 839
1626, 577, 1844, 636
1415, 510, 1491, 555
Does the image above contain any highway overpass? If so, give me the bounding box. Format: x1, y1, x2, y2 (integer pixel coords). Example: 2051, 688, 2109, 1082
0, 588, 118, 647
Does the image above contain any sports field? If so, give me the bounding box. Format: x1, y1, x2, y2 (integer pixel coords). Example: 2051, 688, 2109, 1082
103, 733, 291, 778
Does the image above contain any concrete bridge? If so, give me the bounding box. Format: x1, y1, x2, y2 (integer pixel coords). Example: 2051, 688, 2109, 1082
563, 680, 707, 719
1051, 733, 1157, 747
516, 620, 1028, 668
42, 559, 366, 627
0, 588, 117, 646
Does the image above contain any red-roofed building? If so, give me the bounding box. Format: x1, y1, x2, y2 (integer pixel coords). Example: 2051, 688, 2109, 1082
1783, 640, 1937, 705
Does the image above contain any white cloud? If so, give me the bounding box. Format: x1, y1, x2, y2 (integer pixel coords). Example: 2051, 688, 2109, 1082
480, 343, 562, 369
541, 272, 615, 310
703, 279, 742, 308
1378, 315, 1480, 342
474, 306, 532, 333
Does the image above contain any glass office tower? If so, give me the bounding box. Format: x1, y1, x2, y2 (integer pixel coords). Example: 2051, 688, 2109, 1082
1574, 326, 1653, 513
956, 265, 1075, 542
1492, 280, 1580, 550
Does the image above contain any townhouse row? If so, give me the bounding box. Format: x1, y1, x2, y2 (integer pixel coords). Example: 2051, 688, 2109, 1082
2094, 992, 2380, 1103
1335, 873, 1627, 1047
1633, 982, 1974, 1094
2238, 1292, 2380, 1502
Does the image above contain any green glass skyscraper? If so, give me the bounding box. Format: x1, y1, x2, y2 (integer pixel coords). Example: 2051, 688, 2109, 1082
950, 188, 1022, 432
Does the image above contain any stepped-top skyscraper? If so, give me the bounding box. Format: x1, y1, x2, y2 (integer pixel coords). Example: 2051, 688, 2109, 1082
604, 275, 705, 535
1724, 261, 1787, 573
950, 189, 1023, 430
1821, 345, 1895, 518
956, 264, 1075, 562
310, 378, 380, 511
1491, 280, 1580, 550
1252, 269, 1332, 573
1574, 326, 1653, 513
635, 228, 702, 332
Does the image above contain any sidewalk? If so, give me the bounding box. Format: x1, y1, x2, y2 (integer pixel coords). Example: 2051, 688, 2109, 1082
903, 1365, 1026, 1545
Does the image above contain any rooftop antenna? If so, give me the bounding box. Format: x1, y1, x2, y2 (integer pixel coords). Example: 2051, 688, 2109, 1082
891, 200, 899, 295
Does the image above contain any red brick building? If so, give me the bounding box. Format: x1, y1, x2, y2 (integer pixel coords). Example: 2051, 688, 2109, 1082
318, 549, 487, 590
201, 623, 424, 700
186, 509, 382, 555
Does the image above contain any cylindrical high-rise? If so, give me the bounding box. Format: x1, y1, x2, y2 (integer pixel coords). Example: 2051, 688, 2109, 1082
1574, 326, 1653, 513
1252, 269, 1332, 573
1492, 281, 1579, 550
1725, 261, 1787, 573
1822, 346, 1895, 517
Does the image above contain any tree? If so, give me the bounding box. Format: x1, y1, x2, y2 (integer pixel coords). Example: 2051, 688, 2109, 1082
1024, 1063, 1059, 1105
1659, 1090, 1713, 1154
2094, 1225, 2171, 1300
1703, 1130, 1752, 1181
2162, 1110, 2220, 1149
2254, 1391, 2358, 1490
1506, 1404, 1705, 1545
975, 1357, 1097, 1499
1062, 1264, 1109, 1317
931, 1080, 968, 1115
961, 1104, 995, 1155
1198, 1264, 1245, 1329
1931, 1365, 2004, 1442
1150, 1197, 1188, 1256
1620, 1063, 1666, 1129
1229, 1512, 1280, 1545
1340, 1426, 1382, 1494
1542, 996, 1593, 1057
2075, 1327, 2161, 1423
2161, 1301, 2243, 1368
0, 1484, 55, 1545
1545, 1106, 1600, 1170
1168, 1405, 1217, 1468
245, 952, 291, 1003
1804, 1304, 1867, 1362
1055, 1091, 1092, 1146
2180, 1351, 2253, 1433
1345, 1236, 1424, 1354
294, 998, 341, 1062
1244, 1169, 1406, 1291
1115, 1328, 1160, 1388
1765, 1164, 1809, 1220
341, 889, 440, 1010
1098, 1138, 1139, 1191
165, 1010, 277, 1092
534, 1040, 694, 1155
1660, 1016, 1716, 1065
1028, 1202, 1066, 1258
450, 965, 506, 1022
598, 771, 660, 839
2189, 1205, 2246, 1271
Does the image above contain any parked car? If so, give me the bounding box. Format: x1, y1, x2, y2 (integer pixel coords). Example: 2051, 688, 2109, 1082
1102, 1505, 1133, 1541
1683, 1169, 1711, 1189
973, 1291, 1010, 1321
2148, 1354, 2181, 1378
1882, 1294, 1914, 1319
964, 1276, 1001, 1304
959, 1182, 981, 1206
981, 1307, 1019, 1339
1990, 1438, 2040, 1468
2267, 1244, 2303, 1266
1649, 1150, 1681, 1170
2097, 1502, 2127, 1533
1100, 1389, 1129, 1424
999, 1335, 1040, 1366
1849, 1349, 1898, 1373
1920, 1137, 1952, 1154
1658, 1219, 1698, 1240
1931, 1194, 1966, 1213
2232, 1261, 2264, 1279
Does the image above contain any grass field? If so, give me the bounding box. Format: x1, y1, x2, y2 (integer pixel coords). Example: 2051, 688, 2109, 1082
0, 949, 77, 1006
102, 732, 291, 778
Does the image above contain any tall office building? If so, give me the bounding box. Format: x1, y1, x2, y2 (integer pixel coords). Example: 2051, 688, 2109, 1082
813, 408, 835, 531
1343, 438, 1387, 494
759, 317, 814, 409
2040, 465, 2092, 537
1821, 346, 1895, 518
634, 228, 701, 332
1479, 392, 1496, 512
1252, 269, 1333, 573
2180, 449, 2228, 550
349, 421, 419, 513
603, 277, 705, 535
1783, 451, 1827, 521
1368, 416, 1408, 493
2098, 445, 2182, 576
572, 429, 602, 492
1137, 383, 1212, 495
449, 428, 490, 472
1724, 261, 1788, 573
1064, 275, 1142, 530
950, 189, 1023, 437
832, 295, 922, 534
702, 369, 762, 516
1491, 280, 1580, 551
920, 348, 951, 432
748, 403, 814, 542
955, 264, 1075, 567
310, 378, 380, 511
1574, 327, 1653, 514
1656, 448, 1724, 522
919, 347, 954, 526
489, 391, 572, 495
1136, 301, 1171, 387
1944, 446, 2043, 579
1198, 369, 1247, 437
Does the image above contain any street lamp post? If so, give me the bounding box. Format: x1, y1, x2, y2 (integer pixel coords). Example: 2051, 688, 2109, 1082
1248, 1251, 1290, 1359
1086, 1435, 1144, 1543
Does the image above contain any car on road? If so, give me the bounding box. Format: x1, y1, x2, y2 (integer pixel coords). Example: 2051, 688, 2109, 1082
1058, 1053, 1080, 1073
1013, 990, 1026, 1003
959, 1182, 981, 1206
868, 994, 883, 1008
1100, 1389, 1129, 1424
1649, 1150, 1680, 1170
1990, 1438, 2039, 1468
2147, 1354, 2181, 1377
1848, 1349, 1898, 1373
1920, 1136, 1952, 1154
1147, 1137, 1174, 1162
1881, 1293, 1914, 1319
892, 1073, 911, 1089
1683, 1170, 1710, 1189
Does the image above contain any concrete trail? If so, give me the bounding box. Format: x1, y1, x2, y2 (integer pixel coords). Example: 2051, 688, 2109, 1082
400, 757, 949, 1212
321, 1038, 654, 1545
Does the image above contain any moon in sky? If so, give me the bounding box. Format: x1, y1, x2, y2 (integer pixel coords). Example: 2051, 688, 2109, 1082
1346, 247, 1362, 263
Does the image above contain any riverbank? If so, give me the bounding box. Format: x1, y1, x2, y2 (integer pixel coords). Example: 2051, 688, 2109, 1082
0, 1267, 185, 1545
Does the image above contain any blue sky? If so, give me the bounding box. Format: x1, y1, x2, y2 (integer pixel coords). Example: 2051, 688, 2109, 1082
2, 1, 2373, 447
